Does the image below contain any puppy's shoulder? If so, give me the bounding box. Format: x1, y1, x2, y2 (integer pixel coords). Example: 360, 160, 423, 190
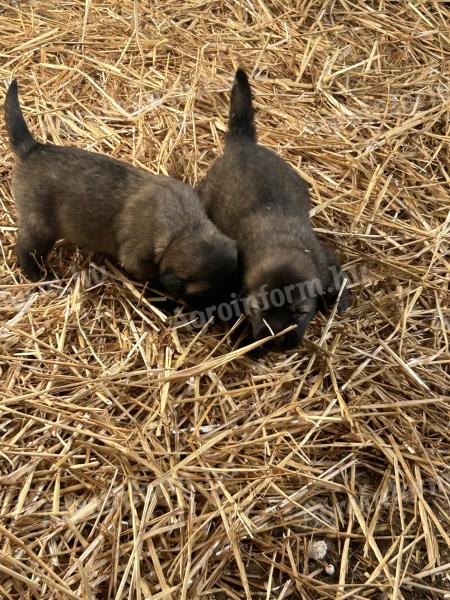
142, 173, 203, 219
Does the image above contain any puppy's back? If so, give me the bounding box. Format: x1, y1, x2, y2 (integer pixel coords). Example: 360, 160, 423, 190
199, 139, 310, 237
12, 143, 148, 255
200, 69, 310, 231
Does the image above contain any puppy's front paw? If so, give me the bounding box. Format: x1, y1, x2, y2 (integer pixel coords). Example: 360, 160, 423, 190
21, 261, 47, 282
15, 250, 47, 282
15, 232, 55, 283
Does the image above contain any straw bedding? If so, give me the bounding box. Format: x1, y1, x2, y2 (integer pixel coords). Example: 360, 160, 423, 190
0, 1, 449, 598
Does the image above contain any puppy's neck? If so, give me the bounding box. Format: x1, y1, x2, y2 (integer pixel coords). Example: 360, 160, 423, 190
243, 250, 317, 295
238, 215, 315, 257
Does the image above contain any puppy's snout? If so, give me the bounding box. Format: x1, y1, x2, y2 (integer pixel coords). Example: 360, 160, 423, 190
269, 329, 301, 351
251, 313, 303, 351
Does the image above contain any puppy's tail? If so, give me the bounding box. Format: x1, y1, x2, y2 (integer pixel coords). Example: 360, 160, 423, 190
4, 79, 37, 158
226, 68, 256, 142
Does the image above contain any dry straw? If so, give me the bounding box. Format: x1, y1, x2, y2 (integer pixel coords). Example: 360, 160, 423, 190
0, 1, 449, 598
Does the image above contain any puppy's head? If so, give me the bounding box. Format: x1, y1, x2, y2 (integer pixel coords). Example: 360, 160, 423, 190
159, 227, 238, 308
243, 260, 320, 352
246, 286, 317, 352
244, 248, 348, 351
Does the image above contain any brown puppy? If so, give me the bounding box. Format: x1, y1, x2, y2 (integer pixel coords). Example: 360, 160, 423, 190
4, 80, 237, 306
197, 69, 348, 351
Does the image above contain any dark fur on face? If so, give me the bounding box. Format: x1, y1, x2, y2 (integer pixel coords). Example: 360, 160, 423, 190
4, 80, 237, 307
197, 68, 348, 350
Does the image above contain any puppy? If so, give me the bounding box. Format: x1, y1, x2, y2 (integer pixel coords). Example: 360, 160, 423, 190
197, 69, 348, 351
4, 80, 237, 307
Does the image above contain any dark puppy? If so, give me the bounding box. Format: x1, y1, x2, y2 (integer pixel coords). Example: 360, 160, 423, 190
197, 69, 348, 351
4, 80, 237, 306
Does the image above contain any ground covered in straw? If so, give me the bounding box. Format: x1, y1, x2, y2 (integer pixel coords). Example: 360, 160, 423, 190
0, 1, 449, 598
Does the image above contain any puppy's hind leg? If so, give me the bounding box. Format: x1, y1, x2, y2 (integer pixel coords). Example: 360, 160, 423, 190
16, 225, 55, 282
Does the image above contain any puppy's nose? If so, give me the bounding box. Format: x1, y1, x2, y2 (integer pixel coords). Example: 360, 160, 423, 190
270, 329, 301, 351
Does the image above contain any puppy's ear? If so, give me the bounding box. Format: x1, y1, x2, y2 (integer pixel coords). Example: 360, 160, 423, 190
249, 313, 268, 341
237, 250, 245, 272
292, 297, 317, 338
317, 245, 349, 314
317, 266, 348, 314
160, 268, 185, 300
246, 296, 266, 340
185, 280, 211, 296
